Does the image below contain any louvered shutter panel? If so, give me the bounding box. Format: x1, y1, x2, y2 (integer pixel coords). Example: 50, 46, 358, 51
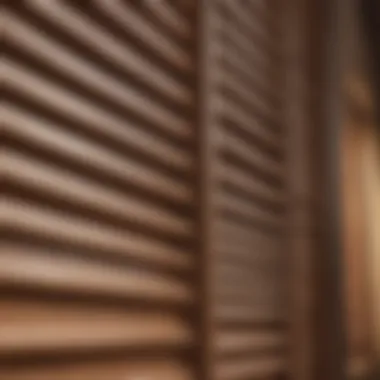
200, 1, 287, 379
2, 1, 197, 379
2, 1, 305, 380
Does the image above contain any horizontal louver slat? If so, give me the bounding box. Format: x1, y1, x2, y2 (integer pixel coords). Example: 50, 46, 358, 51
0, 243, 192, 301
216, 357, 285, 380
17, 0, 192, 107
216, 331, 286, 354
3, 60, 192, 168
3, 150, 192, 237
3, 104, 192, 204
0, 300, 192, 353
0, 359, 192, 380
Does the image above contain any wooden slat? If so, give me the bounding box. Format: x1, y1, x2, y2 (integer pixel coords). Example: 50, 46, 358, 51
2, 104, 191, 204
218, 193, 280, 227
216, 302, 278, 320
1, 198, 192, 272
216, 289, 276, 309
5, 8, 192, 121
222, 101, 280, 149
220, 164, 284, 206
216, 261, 276, 280
220, 171, 285, 209
216, 243, 270, 262
2, 47, 188, 145
216, 275, 277, 300
215, 304, 280, 323
216, 331, 286, 354
222, 69, 274, 123
0, 359, 193, 380
216, 357, 285, 380
223, 132, 282, 178
20, 0, 192, 107
5, 6, 191, 114
3, 149, 192, 237
3, 60, 191, 170
215, 221, 278, 246
218, 216, 279, 236
221, 53, 277, 108
0, 243, 192, 300
216, 282, 278, 307
223, 0, 274, 53
215, 236, 276, 267
217, 15, 268, 70
93, 0, 192, 72
216, 246, 261, 267
0, 299, 193, 353
142, 0, 192, 41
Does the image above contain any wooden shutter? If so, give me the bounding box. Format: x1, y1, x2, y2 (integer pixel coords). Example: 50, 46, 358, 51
199, 1, 288, 379
2, 1, 197, 379
2, 1, 310, 380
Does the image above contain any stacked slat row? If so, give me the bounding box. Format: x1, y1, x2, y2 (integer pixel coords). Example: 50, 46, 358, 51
2, 1, 197, 379
212, 1, 287, 379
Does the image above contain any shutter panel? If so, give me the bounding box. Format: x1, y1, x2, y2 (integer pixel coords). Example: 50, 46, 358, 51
2, 1, 197, 379
200, 1, 288, 379
3, 1, 295, 379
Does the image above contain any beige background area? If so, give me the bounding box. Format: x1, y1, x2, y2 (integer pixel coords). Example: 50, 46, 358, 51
361, 123, 380, 360
342, 75, 379, 378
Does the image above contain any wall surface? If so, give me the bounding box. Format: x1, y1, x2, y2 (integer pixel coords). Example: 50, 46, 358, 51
361, 123, 380, 361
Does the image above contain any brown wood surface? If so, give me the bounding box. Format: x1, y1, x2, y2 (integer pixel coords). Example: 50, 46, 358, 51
2, 1, 316, 380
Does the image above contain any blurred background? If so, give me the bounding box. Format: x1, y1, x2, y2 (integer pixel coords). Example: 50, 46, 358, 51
2, 0, 380, 380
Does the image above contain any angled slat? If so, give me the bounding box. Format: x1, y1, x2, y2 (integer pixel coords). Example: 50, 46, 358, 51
223, 0, 273, 52
221, 164, 284, 206
216, 331, 286, 354
221, 51, 273, 103
215, 304, 281, 323
2, 104, 192, 204
218, 15, 268, 70
222, 69, 274, 123
222, 100, 280, 149
0, 244, 192, 300
93, 0, 192, 72
3, 60, 191, 170
1, 199, 192, 272
23, 0, 192, 108
223, 132, 282, 179
216, 357, 285, 380
0, 359, 193, 380
141, 0, 192, 41
4, 21, 189, 142
218, 193, 281, 228
0, 300, 193, 353
3, 149, 192, 237
4, 10, 192, 135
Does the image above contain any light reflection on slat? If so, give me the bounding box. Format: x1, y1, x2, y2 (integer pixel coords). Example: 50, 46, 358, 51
3, 104, 192, 203
0, 299, 193, 353
1, 199, 192, 271
0, 243, 192, 300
